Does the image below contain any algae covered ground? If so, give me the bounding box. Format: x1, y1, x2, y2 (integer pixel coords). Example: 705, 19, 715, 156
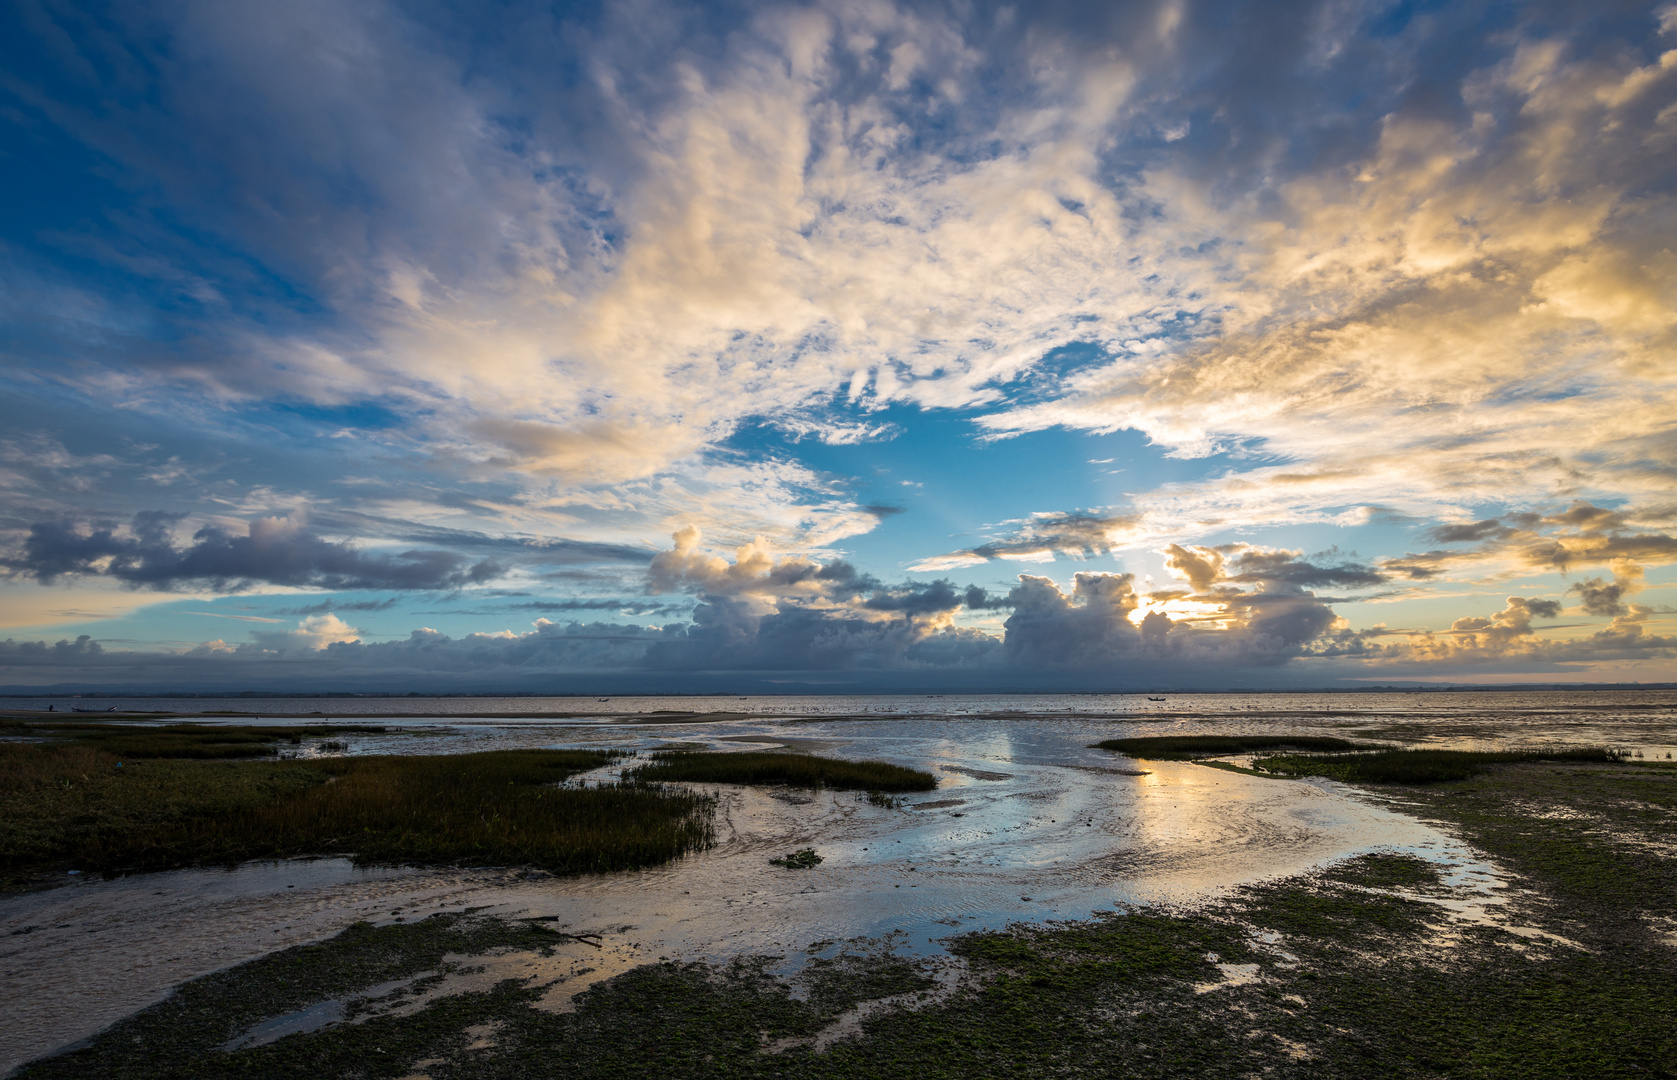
17, 756, 1677, 1079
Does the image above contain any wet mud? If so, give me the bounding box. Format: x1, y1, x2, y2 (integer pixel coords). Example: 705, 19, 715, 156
0, 713, 1500, 1073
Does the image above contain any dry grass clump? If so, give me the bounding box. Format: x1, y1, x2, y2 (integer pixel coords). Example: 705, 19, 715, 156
1096, 735, 1367, 759
628, 751, 937, 792
1, 746, 713, 887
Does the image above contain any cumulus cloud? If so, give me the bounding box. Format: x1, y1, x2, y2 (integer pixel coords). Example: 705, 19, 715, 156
249, 613, 362, 652
647, 529, 1354, 672
1375, 594, 1677, 671
642, 527, 994, 670
3, 511, 504, 591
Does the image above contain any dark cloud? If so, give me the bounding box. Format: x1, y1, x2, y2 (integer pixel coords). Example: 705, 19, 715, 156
1223, 549, 1385, 589
500, 599, 686, 615
4, 512, 504, 591
1002, 573, 1143, 669
864, 579, 965, 615
1380, 504, 1677, 581
1001, 571, 1341, 670
962, 585, 1015, 610
0, 635, 104, 666
916, 513, 1138, 568
1163, 543, 1385, 591
279, 598, 403, 615
1429, 519, 1509, 544
645, 597, 999, 672
1543, 501, 1630, 533
1571, 576, 1630, 617
1536, 534, 1677, 572
317, 511, 652, 566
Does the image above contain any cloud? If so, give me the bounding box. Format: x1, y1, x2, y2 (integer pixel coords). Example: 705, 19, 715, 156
4, 511, 504, 591
1368, 594, 1677, 672
1161, 543, 1386, 593
640, 526, 991, 670
1569, 563, 1646, 618
2, 2, 1675, 685
910, 512, 1140, 572
645, 529, 1360, 671
1377, 503, 1677, 586
648, 525, 878, 601
250, 613, 362, 651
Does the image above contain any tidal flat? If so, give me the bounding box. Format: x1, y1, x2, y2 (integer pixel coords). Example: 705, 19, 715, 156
2, 695, 1675, 1077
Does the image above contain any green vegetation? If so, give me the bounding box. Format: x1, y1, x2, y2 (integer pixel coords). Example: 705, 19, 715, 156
1095, 734, 1368, 758
770, 848, 823, 869
4, 719, 391, 759
1256, 746, 1621, 784
1096, 735, 1628, 785
1, 744, 327, 890
15, 916, 934, 1080
627, 751, 937, 792
1, 744, 713, 889
15, 757, 1677, 1078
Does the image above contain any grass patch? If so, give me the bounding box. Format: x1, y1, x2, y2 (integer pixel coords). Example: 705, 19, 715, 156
1095, 734, 1369, 759
1256, 746, 1621, 784
627, 751, 937, 792
770, 848, 823, 869
0, 746, 714, 888
0, 744, 327, 889
12, 720, 393, 759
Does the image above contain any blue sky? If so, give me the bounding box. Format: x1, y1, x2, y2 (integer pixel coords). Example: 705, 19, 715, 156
2, 0, 1675, 691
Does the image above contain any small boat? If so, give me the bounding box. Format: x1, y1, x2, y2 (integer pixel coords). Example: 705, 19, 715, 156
1147, 697, 1166, 702
598, 698, 610, 702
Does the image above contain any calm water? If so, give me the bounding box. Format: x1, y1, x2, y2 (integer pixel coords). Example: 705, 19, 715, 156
7, 688, 1677, 754
7, 687, 1677, 720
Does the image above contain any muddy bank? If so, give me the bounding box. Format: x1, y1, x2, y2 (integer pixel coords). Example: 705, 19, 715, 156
0, 715, 1476, 1073
11, 756, 1676, 1079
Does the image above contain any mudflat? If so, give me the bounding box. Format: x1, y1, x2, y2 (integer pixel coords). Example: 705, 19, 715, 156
5, 764, 1673, 1076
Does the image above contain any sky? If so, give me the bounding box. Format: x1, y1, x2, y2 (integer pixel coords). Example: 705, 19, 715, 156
2, 0, 1676, 693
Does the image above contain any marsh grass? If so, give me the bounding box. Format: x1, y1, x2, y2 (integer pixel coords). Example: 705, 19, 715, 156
1255, 746, 1622, 784
1, 745, 713, 887
0, 744, 326, 887
627, 751, 937, 792
1095, 734, 1368, 759
13, 720, 393, 759
174, 750, 715, 874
